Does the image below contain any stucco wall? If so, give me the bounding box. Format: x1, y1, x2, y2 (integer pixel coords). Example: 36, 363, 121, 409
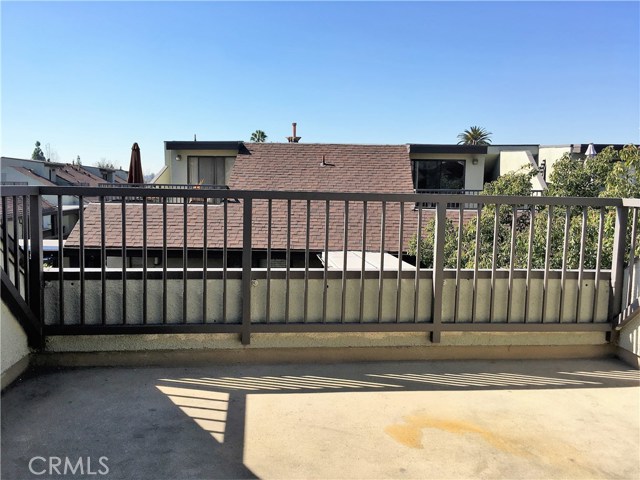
617, 260, 640, 366
164, 149, 237, 185
497, 151, 546, 190
538, 146, 572, 181
43, 269, 611, 326
1, 298, 30, 388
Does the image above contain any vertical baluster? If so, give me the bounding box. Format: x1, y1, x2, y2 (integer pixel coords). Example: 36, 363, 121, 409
22, 196, 29, 304
202, 197, 207, 324
626, 208, 638, 315
120, 196, 126, 324
454, 204, 463, 322
542, 205, 555, 322
489, 205, 499, 322
241, 198, 252, 345
524, 205, 535, 323
79, 196, 85, 325
12, 196, 19, 293
575, 208, 588, 322
100, 197, 106, 324
507, 205, 517, 322
143, 197, 148, 324
377, 201, 386, 323
322, 200, 329, 323
559, 206, 571, 322
59, 195, 66, 324
304, 200, 311, 323
396, 202, 404, 322
2, 196, 8, 272
183, 199, 188, 323
223, 199, 228, 322
413, 203, 422, 323
592, 208, 605, 322
266, 199, 272, 324
472, 203, 481, 322
285, 199, 291, 324
341, 201, 349, 323
162, 197, 168, 324
359, 201, 367, 323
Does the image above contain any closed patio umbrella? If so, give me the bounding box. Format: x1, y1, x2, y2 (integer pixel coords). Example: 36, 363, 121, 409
127, 142, 144, 184
585, 143, 597, 158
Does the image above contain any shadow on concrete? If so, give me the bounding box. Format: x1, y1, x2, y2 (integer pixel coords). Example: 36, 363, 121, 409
1, 358, 638, 479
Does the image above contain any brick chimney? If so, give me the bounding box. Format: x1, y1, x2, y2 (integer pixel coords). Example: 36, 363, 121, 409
286, 122, 301, 143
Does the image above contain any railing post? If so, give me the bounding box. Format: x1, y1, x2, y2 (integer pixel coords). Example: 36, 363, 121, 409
28, 193, 44, 326
431, 202, 446, 343
241, 197, 253, 345
609, 206, 628, 325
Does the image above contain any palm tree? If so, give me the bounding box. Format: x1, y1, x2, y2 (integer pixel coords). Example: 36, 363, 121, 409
457, 126, 492, 145
250, 130, 267, 142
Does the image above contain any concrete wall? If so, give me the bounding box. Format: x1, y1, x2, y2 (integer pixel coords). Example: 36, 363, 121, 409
617, 260, 640, 368
497, 151, 546, 190
43, 268, 611, 328
538, 146, 572, 181
1, 298, 30, 389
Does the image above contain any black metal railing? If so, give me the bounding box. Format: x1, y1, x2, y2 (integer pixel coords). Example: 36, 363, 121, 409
1, 185, 638, 346
98, 183, 232, 204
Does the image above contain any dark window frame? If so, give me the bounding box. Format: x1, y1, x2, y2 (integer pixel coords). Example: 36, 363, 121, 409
412, 159, 466, 191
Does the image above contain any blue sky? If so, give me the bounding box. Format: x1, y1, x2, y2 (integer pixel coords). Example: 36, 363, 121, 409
2, 1, 638, 174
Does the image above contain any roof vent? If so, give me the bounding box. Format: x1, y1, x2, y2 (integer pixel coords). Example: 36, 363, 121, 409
287, 122, 301, 143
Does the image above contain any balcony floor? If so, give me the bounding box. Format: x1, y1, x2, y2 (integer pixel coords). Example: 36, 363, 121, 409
2, 357, 639, 479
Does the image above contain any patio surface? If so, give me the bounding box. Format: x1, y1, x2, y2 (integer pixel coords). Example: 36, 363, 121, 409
2, 357, 639, 479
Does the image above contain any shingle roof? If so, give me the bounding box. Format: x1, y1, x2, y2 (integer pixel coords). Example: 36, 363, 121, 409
229, 143, 414, 193
0, 195, 57, 221
65, 143, 475, 251
64, 200, 475, 251
55, 165, 108, 187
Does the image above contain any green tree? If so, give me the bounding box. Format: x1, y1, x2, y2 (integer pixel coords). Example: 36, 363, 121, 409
457, 126, 492, 146
408, 145, 640, 272
250, 130, 267, 142
31, 141, 45, 161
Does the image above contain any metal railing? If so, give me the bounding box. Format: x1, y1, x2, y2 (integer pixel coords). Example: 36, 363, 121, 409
98, 183, 232, 204
1, 185, 638, 346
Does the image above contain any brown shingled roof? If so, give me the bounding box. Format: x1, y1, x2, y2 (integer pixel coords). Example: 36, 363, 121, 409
56, 165, 108, 187
229, 143, 414, 193
65, 143, 476, 252
64, 199, 475, 251
0, 195, 56, 220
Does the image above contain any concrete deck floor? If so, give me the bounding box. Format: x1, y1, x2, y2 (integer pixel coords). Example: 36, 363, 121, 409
2, 357, 639, 479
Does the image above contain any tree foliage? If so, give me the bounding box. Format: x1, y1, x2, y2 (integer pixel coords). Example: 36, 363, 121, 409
96, 159, 116, 169
31, 141, 45, 161
408, 145, 639, 271
250, 130, 267, 142
457, 126, 492, 146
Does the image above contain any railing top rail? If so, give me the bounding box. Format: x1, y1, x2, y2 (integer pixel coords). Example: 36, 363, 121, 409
0, 185, 43, 196
622, 198, 640, 208
0, 185, 627, 207
98, 183, 230, 190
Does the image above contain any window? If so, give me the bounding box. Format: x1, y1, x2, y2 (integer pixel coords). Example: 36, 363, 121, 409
413, 160, 465, 191
187, 156, 229, 185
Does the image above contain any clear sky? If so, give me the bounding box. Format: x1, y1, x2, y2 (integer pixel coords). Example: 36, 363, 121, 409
2, 1, 638, 174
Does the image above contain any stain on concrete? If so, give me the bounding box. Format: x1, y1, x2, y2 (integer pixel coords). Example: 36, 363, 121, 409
385, 414, 525, 456
385, 413, 614, 479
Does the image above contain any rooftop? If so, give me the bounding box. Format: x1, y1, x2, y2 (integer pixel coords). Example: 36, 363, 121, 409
2, 358, 638, 479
